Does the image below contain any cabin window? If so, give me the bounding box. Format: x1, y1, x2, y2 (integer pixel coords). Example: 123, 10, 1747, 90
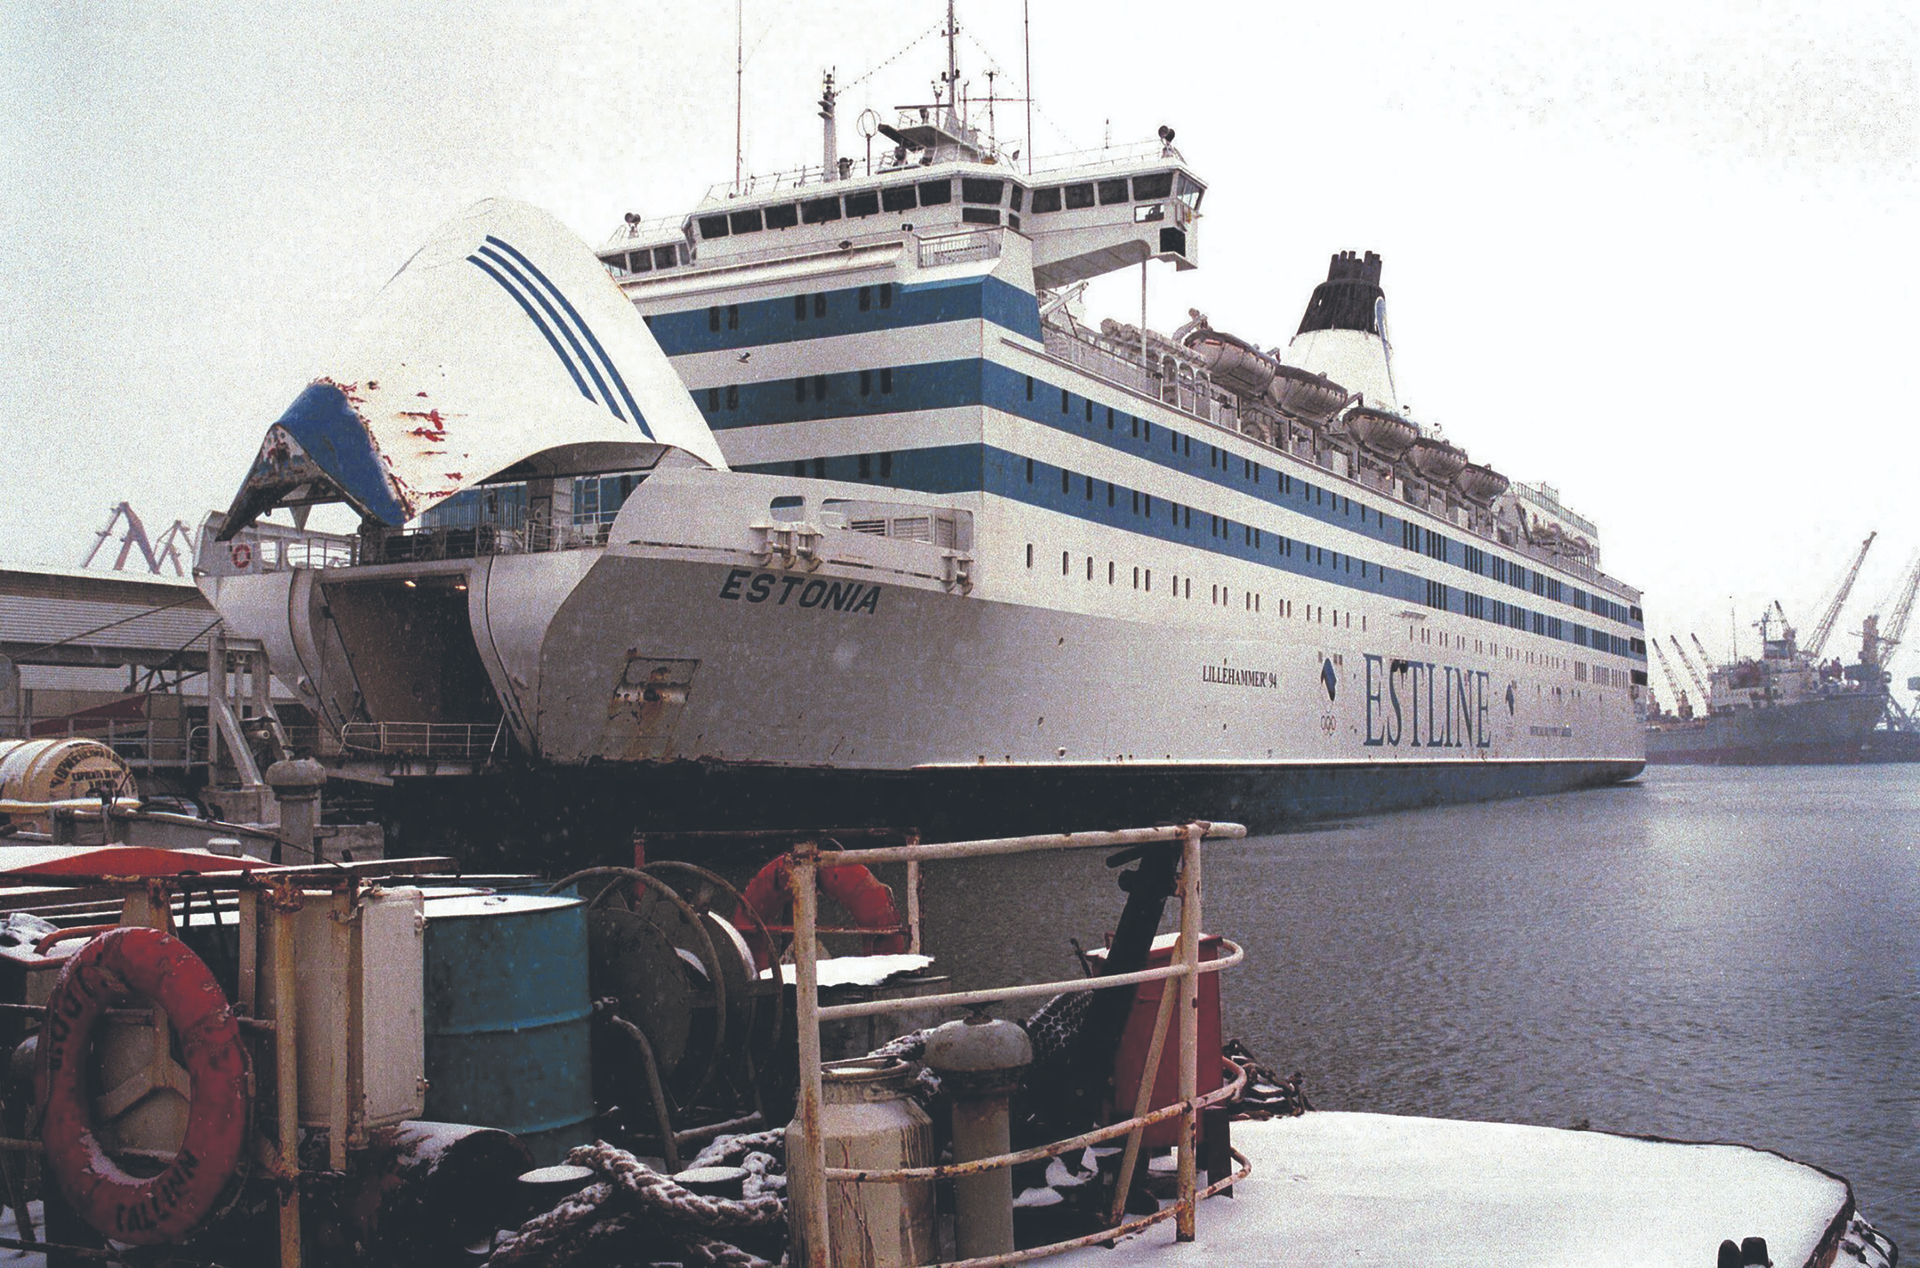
729, 209, 764, 234
726, 304, 739, 330
1031, 187, 1062, 213
697, 214, 730, 239
1008, 185, 1024, 211
793, 378, 806, 403
800, 196, 842, 224
1027, 544, 1034, 568
1061, 390, 1070, 414
708, 306, 721, 332
1084, 476, 1093, 500
1026, 458, 1034, 483
1133, 172, 1174, 200
1007, 214, 1020, 232
1061, 469, 1070, 494
918, 179, 953, 205
1062, 551, 1070, 575
1084, 399, 1093, 422
880, 368, 893, 393
626, 250, 651, 273
1098, 178, 1130, 205
859, 454, 871, 479
879, 283, 893, 308
881, 185, 917, 213
653, 245, 678, 269
813, 293, 827, 317
812, 457, 826, 477
859, 287, 871, 311
1063, 183, 1095, 209
860, 370, 872, 396
706, 388, 719, 410
1107, 482, 1115, 506
1175, 174, 1204, 211
795, 294, 808, 321
1026, 375, 1034, 401
1106, 406, 1114, 429
961, 178, 1004, 205
812, 374, 827, 400
764, 203, 800, 230
844, 190, 880, 218
725, 384, 738, 409
961, 208, 1001, 225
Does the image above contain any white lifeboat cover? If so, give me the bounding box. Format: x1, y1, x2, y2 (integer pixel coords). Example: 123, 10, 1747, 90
221, 198, 726, 533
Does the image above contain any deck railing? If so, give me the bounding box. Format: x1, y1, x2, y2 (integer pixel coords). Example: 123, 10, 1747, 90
337, 720, 504, 759
784, 820, 1251, 1266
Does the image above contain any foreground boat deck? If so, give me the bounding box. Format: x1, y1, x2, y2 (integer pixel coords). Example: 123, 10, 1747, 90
1064, 1112, 1863, 1267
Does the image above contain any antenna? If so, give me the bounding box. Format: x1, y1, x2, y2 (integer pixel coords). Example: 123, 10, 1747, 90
945, 0, 959, 126
1024, 0, 1032, 175
734, 0, 744, 191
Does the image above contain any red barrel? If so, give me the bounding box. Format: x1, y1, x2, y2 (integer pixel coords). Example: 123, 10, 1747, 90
1096, 933, 1223, 1149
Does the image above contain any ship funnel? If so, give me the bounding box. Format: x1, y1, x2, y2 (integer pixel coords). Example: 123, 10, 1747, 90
218, 199, 727, 538
1280, 249, 1401, 414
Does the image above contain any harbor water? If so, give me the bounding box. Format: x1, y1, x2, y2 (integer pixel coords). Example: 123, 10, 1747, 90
917, 765, 1920, 1247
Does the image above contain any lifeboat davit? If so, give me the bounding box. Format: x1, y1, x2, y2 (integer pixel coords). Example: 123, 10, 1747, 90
1407, 436, 1468, 483
1184, 329, 1277, 398
1343, 405, 1418, 459
1452, 461, 1509, 505
1268, 365, 1349, 423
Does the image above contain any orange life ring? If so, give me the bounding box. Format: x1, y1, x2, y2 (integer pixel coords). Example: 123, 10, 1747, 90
229, 541, 251, 569
731, 857, 908, 971
37, 927, 251, 1245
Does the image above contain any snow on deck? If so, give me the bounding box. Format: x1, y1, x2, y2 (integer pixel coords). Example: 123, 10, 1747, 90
769, 952, 935, 988
1057, 1112, 1851, 1267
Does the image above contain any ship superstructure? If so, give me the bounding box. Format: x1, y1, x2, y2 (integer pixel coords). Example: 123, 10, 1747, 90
198, 24, 1648, 840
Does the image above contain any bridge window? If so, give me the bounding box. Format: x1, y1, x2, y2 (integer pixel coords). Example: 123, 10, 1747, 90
1133, 172, 1174, 200
765, 203, 799, 230
961, 208, 1001, 225
729, 209, 764, 234
1063, 183, 1095, 209
881, 185, 917, 213
1098, 178, 1130, 205
844, 190, 880, 218
800, 196, 842, 224
918, 179, 952, 205
962, 178, 1004, 204
697, 214, 729, 239
1031, 187, 1062, 213
1008, 185, 1024, 211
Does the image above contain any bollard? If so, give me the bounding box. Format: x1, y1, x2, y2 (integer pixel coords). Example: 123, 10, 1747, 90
924, 1012, 1033, 1260
264, 757, 327, 864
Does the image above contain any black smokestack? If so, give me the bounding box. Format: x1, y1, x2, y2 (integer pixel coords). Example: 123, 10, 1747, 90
1296, 250, 1385, 336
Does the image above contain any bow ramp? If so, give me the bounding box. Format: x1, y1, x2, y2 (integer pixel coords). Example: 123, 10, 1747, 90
220, 198, 727, 537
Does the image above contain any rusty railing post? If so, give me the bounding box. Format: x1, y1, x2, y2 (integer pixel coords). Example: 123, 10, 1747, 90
1175, 821, 1204, 1241
790, 840, 830, 1268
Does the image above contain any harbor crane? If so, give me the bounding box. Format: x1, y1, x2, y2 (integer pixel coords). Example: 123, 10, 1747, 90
1861, 551, 1920, 673
1803, 531, 1876, 659
1688, 632, 1719, 676
1650, 638, 1693, 718
1669, 635, 1712, 704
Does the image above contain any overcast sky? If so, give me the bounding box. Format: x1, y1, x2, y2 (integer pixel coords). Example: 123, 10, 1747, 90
3, 1, 1915, 697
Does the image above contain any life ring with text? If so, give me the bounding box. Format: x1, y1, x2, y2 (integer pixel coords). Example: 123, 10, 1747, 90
732, 857, 908, 971
38, 926, 250, 1245
228, 541, 252, 569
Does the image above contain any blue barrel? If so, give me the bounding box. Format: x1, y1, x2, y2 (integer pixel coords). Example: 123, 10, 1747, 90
423, 893, 594, 1166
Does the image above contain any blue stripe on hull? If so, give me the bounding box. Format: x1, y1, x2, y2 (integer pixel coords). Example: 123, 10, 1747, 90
380, 759, 1646, 868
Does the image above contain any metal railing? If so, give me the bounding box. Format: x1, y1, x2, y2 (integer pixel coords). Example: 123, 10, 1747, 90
785, 820, 1250, 1267
337, 721, 503, 759
918, 229, 1003, 269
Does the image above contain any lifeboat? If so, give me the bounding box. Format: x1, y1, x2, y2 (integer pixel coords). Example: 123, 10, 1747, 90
1184, 329, 1276, 398
1268, 365, 1349, 423
1343, 405, 1418, 459
1452, 461, 1509, 505
1407, 436, 1468, 483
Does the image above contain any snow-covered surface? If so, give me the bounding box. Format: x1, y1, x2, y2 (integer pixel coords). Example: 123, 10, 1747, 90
1054, 1113, 1851, 1267
768, 953, 934, 988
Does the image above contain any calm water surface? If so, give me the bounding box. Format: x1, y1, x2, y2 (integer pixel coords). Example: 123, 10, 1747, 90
915, 765, 1920, 1246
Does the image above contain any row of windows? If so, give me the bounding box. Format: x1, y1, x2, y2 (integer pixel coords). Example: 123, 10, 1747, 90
601, 243, 684, 276
691, 172, 1192, 244
1024, 544, 1379, 626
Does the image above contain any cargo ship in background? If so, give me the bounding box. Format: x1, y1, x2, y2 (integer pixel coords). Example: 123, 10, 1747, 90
196, 13, 1648, 854
1646, 536, 1917, 765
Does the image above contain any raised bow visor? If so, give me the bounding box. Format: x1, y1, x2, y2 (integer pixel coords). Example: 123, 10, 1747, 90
218, 198, 727, 538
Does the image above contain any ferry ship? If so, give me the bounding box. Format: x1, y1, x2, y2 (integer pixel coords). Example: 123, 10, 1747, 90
197, 24, 1648, 840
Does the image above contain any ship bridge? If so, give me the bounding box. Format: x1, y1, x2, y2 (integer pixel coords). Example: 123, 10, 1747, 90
597, 133, 1203, 293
